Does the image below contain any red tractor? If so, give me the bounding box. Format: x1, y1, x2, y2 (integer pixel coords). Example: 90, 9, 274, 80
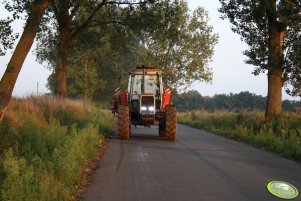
112, 66, 177, 140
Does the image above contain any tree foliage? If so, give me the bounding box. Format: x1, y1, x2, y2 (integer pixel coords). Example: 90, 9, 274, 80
0, 0, 31, 56
39, 0, 218, 101
46, 7, 149, 101
34, 0, 163, 97
67, 19, 142, 101
140, 3, 218, 88
0, 18, 18, 56
219, 0, 301, 77
36, 1, 156, 100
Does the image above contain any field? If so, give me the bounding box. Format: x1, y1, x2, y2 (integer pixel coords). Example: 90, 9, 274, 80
0, 96, 113, 201
178, 110, 301, 161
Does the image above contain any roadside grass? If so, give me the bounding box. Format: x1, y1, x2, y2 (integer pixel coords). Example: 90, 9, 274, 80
0, 96, 113, 201
178, 110, 301, 161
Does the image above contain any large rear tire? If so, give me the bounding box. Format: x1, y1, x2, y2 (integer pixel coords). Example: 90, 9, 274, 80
118, 105, 130, 140
165, 105, 177, 141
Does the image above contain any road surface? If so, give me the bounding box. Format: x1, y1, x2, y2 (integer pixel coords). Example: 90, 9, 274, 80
82, 124, 301, 201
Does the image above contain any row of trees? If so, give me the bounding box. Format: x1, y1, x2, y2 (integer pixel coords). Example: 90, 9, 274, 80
0, 0, 217, 121
41, 1, 218, 103
173, 90, 301, 112
0, 0, 301, 121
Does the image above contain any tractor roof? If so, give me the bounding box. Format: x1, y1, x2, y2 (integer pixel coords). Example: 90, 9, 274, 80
130, 66, 162, 75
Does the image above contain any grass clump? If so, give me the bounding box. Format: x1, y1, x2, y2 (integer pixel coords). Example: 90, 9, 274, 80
0, 96, 113, 201
178, 110, 301, 161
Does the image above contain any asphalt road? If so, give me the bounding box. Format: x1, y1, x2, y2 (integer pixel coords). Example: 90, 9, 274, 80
82, 124, 301, 201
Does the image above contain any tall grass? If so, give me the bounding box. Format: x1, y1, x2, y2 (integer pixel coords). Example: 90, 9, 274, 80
0, 96, 113, 201
178, 110, 301, 161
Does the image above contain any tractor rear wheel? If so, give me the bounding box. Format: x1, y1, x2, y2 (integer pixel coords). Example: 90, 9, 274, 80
118, 105, 130, 140
165, 105, 177, 141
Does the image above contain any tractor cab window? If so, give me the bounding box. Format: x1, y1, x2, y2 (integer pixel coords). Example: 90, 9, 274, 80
144, 75, 158, 94
131, 74, 160, 100
132, 75, 142, 96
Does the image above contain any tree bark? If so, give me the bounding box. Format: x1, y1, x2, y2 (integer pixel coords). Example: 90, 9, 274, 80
54, 11, 72, 97
0, 0, 49, 121
266, 64, 283, 118
265, 0, 285, 118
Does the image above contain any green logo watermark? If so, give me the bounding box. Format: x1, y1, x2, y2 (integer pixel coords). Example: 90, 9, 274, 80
267, 181, 299, 199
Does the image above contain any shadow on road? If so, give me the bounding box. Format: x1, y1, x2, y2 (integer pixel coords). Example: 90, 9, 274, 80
107, 125, 165, 141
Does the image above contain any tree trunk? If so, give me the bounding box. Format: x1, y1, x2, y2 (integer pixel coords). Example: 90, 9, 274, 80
0, 0, 49, 121
265, 1, 285, 118
266, 66, 283, 118
54, 12, 72, 97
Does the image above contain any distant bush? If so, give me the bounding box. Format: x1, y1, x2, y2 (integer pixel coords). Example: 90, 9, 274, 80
178, 111, 301, 161
0, 96, 113, 201
173, 90, 301, 112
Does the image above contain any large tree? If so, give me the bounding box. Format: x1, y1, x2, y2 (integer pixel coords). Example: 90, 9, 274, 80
43, 0, 108, 97
37, 0, 161, 97
219, 0, 301, 118
40, 1, 177, 101
0, 0, 49, 121
140, 3, 218, 89
45, 19, 139, 101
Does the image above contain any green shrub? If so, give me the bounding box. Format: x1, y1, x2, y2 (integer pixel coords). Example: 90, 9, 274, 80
0, 96, 113, 201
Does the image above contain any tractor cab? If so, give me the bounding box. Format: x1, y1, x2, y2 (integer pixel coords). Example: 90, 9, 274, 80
128, 67, 164, 125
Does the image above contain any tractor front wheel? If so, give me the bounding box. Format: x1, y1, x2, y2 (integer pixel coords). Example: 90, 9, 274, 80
165, 105, 177, 141
118, 105, 130, 140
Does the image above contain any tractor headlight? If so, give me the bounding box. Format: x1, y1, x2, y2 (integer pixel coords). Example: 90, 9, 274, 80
148, 106, 154, 111
141, 106, 147, 111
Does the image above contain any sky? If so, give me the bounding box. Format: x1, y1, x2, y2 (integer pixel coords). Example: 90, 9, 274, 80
0, 0, 299, 100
